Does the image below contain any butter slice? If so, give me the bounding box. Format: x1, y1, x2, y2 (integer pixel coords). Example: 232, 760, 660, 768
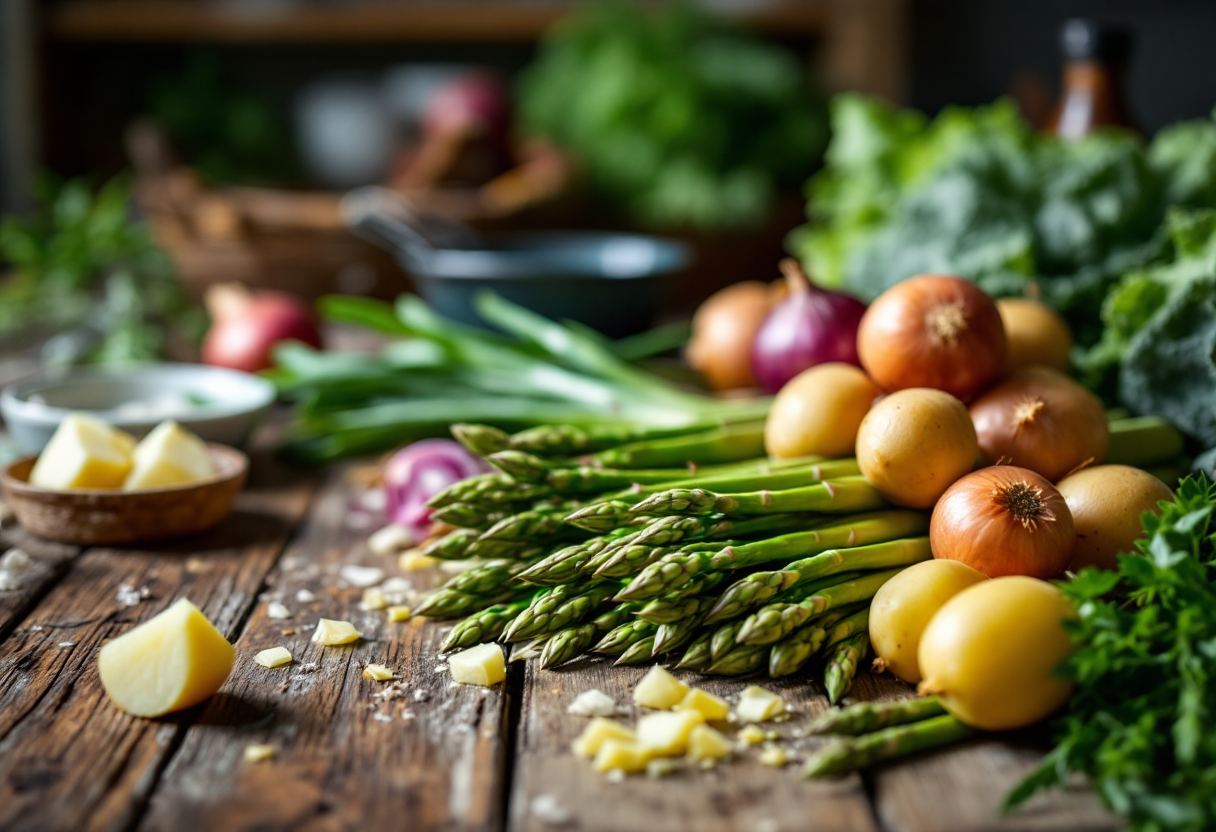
254, 647, 293, 668
123, 420, 215, 491
30, 413, 136, 490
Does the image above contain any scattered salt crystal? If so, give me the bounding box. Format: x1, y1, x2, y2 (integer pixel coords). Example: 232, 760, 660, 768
372, 712, 393, 723
434, 664, 448, 673
0, 548, 36, 591
567, 689, 616, 718
339, 564, 385, 588
369, 524, 413, 555
116, 584, 142, 607
30, 625, 42, 632
58, 641, 75, 649
413, 689, 430, 703
605, 769, 626, 783
295, 589, 316, 604
267, 601, 291, 620
297, 662, 319, 673
401, 710, 416, 721
531, 794, 573, 826
379, 577, 413, 605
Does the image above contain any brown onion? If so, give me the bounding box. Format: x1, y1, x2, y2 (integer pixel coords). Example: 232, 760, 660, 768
857, 275, 1005, 400
930, 467, 1075, 579
686, 281, 776, 391
968, 367, 1108, 482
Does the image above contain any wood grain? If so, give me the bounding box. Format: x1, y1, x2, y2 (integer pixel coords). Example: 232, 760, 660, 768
138, 464, 514, 832
508, 659, 880, 832
0, 450, 314, 832
0, 523, 80, 640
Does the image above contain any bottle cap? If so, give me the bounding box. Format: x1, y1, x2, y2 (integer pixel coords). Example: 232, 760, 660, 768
1061, 19, 1132, 65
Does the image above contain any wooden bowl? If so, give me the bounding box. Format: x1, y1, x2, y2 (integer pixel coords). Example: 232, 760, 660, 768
0, 445, 248, 546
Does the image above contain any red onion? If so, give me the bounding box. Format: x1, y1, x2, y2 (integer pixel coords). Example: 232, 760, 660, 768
383, 439, 490, 539
752, 259, 868, 394
422, 71, 512, 155
201, 284, 323, 373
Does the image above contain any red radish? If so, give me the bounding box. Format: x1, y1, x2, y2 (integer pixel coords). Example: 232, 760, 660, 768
201, 284, 322, 373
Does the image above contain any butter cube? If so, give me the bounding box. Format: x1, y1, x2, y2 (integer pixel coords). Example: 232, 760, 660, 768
30, 413, 136, 490
573, 717, 636, 757
737, 725, 767, 745
311, 618, 361, 646
98, 598, 234, 717
636, 710, 704, 757
633, 665, 688, 710
674, 687, 730, 722
360, 587, 387, 611
448, 643, 505, 687
759, 744, 790, 767
399, 551, 439, 572
686, 725, 732, 762
254, 646, 293, 668
386, 605, 413, 623
123, 420, 215, 491
363, 663, 394, 681
244, 744, 276, 763
593, 739, 651, 774
736, 685, 786, 723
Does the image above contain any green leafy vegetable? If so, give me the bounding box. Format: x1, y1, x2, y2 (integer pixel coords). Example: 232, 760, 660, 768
0, 175, 203, 366
518, 1, 826, 230
1007, 474, 1216, 831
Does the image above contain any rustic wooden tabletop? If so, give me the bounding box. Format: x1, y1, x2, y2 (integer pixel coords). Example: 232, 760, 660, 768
0, 426, 1122, 832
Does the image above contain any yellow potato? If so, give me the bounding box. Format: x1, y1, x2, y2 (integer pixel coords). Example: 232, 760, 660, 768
855, 388, 977, 508
1057, 465, 1173, 572
869, 559, 988, 684
918, 576, 1076, 730
997, 298, 1073, 374
30, 413, 136, 490
98, 598, 234, 717
765, 363, 881, 459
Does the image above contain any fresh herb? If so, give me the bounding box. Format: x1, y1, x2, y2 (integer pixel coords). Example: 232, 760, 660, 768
1007, 474, 1216, 831
518, 1, 826, 231
0, 176, 204, 366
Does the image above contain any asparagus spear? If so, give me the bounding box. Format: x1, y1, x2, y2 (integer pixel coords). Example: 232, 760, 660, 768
591, 602, 643, 632
441, 597, 535, 652
540, 623, 599, 669
592, 538, 733, 580
516, 525, 638, 585
635, 575, 727, 624
486, 450, 550, 482
565, 501, 636, 533
465, 536, 547, 559
707, 641, 769, 676
629, 477, 886, 518
438, 557, 541, 596
427, 475, 552, 509
628, 512, 827, 550
675, 631, 714, 671
419, 528, 481, 561
736, 569, 900, 645
451, 423, 511, 456
548, 458, 860, 497
503, 581, 623, 642
766, 604, 863, 678
510, 638, 546, 663
653, 618, 702, 655
618, 510, 928, 602
593, 619, 657, 655
824, 632, 870, 705
705, 538, 932, 626
802, 715, 977, 778
415, 586, 526, 619
710, 620, 747, 663
507, 422, 721, 456
615, 635, 659, 665
478, 506, 570, 541
809, 696, 948, 736
823, 607, 870, 651
585, 422, 767, 469
431, 503, 510, 529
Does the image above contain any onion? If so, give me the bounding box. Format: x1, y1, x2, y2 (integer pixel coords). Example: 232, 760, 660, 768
968, 367, 1109, 482
930, 466, 1075, 579
383, 439, 490, 539
201, 284, 322, 373
857, 275, 1005, 400
752, 259, 867, 394
422, 71, 512, 153
997, 298, 1073, 373
686, 281, 776, 391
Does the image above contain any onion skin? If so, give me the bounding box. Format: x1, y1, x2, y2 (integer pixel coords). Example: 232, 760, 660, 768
997, 298, 1073, 374
752, 259, 867, 394
930, 466, 1075, 579
765, 363, 880, 459
686, 281, 775, 391
857, 275, 1005, 400
855, 388, 977, 509
968, 367, 1109, 482
202, 288, 323, 374
1057, 465, 1173, 571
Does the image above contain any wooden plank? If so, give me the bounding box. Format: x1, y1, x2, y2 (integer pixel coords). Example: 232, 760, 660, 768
0, 524, 80, 641
137, 463, 513, 832
508, 660, 880, 832
0, 449, 315, 832
849, 672, 1119, 832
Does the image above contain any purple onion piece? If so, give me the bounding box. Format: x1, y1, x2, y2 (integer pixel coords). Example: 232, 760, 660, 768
752, 259, 868, 394
383, 439, 490, 537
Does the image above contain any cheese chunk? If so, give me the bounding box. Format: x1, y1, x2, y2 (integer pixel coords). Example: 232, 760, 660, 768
633, 665, 688, 710
636, 710, 704, 757
311, 618, 361, 646
123, 420, 215, 491
254, 646, 293, 668
98, 598, 234, 717
363, 663, 394, 681
686, 725, 732, 761
386, 605, 413, 623
759, 744, 790, 767
449, 643, 505, 687
674, 687, 730, 722
736, 685, 786, 723
593, 739, 651, 774
573, 717, 636, 757
30, 413, 136, 490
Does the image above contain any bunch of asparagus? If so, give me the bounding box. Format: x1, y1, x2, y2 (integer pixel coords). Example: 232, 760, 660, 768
413, 418, 933, 697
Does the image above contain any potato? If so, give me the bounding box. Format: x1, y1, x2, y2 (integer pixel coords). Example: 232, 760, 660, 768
1057, 465, 1173, 572
856, 388, 978, 509
765, 363, 881, 459
98, 598, 234, 717
869, 559, 988, 684
997, 298, 1073, 374
633, 665, 688, 710
918, 576, 1076, 730
30, 413, 136, 490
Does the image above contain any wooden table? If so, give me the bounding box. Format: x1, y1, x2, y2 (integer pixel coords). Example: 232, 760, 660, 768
0, 431, 1120, 832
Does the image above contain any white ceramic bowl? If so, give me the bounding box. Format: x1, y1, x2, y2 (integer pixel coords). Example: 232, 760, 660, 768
1, 363, 276, 454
